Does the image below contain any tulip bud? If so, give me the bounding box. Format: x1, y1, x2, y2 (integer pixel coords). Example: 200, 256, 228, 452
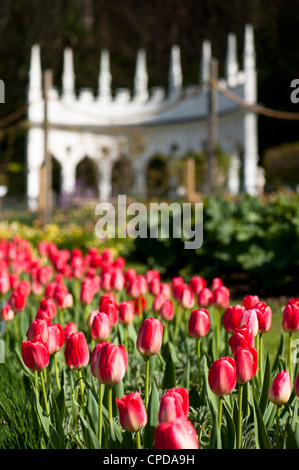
90, 341, 127, 385
152, 293, 166, 313
26, 318, 48, 343
180, 287, 195, 310
1, 304, 14, 322
198, 287, 213, 308
136, 318, 163, 357
159, 299, 175, 322
21, 336, 50, 371
35, 307, 51, 326
64, 322, 77, 338
189, 276, 207, 294
64, 331, 90, 370
255, 302, 272, 334
111, 269, 125, 291
100, 298, 118, 326
269, 370, 292, 406
188, 309, 210, 339
282, 299, 299, 333
154, 417, 199, 449
240, 309, 259, 337
212, 285, 230, 310
228, 324, 254, 355
294, 371, 299, 397
116, 392, 147, 432
47, 323, 65, 354
211, 277, 223, 292
118, 301, 135, 326
158, 388, 189, 424
39, 297, 56, 320
208, 356, 236, 396
91, 312, 111, 342
222, 305, 245, 334
242, 295, 260, 310
234, 346, 258, 384
86, 309, 99, 329
160, 283, 171, 299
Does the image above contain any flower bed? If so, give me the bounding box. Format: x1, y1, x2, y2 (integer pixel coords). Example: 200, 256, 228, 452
0, 236, 298, 449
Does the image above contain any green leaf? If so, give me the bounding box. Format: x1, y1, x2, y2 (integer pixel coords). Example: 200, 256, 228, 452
162, 349, 176, 389
252, 386, 272, 449
222, 400, 236, 449
144, 380, 160, 449
259, 353, 270, 415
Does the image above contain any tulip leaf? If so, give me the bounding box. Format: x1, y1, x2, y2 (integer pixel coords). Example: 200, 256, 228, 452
80, 413, 102, 449
208, 397, 222, 449
222, 400, 236, 449
259, 353, 270, 415
144, 380, 160, 449
162, 348, 176, 389
179, 357, 190, 390
252, 386, 272, 449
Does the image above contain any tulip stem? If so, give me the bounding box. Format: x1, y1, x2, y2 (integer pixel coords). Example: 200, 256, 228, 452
218, 396, 223, 434
288, 332, 294, 384
237, 383, 243, 449
276, 405, 280, 448
78, 370, 85, 406
124, 325, 128, 353
98, 383, 103, 446
136, 430, 141, 449
107, 385, 113, 426
197, 339, 201, 390
34, 371, 38, 391
145, 356, 150, 410
259, 334, 263, 384
40, 370, 49, 416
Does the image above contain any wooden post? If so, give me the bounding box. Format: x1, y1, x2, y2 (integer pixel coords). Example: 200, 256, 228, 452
207, 59, 218, 194
43, 69, 53, 225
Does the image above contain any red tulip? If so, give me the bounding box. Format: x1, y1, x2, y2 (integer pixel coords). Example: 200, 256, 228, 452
269, 370, 292, 406
188, 309, 210, 339
158, 387, 189, 424
21, 336, 50, 371
254, 302, 272, 334
100, 299, 118, 326
39, 297, 56, 320
1, 304, 14, 321
64, 331, 90, 370
133, 295, 147, 316
64, 322, 77, 338
80, 278, 94, 305
35, 307, 51, 326
47, 323, 65, 354
90, 341, 127, 385
180, 287, 195, 310
228, 324, 254, 355
294, 371, 299, 397
212, 285, 230, 310
242, 295, 260, 310
136, 318, 163, 357
118, 301, 135, 326
282, 299, 299, 333
189, 275, 207, 294
0, 273, 10, 295
149, 277, 161, 296
86, 309, 99, 329
111, 269, 125, 291
210, 277, 223, 292
26, 318, 48, 343
116, 391, 147, 432
198, 287, 213, 308
240, 309, 259, 337
234, 346, 258, 384
159, 299, 175, 322
208, 356, 236, 396
8, 287, 26, 312
222, 305, 245, 334
91, 312, 111, 342
152, 293, 166, 313
154, 417, 199, 449
160, 283, 171, 299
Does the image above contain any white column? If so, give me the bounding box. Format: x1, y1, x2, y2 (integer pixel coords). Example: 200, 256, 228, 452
243, 24, 259, 195
26, 127, 44, 211
200, 40, 212, 85
168, 45, 182, 99
98, 160, 112, 200
227, 148, 241, 195
61, 163, 76, 195
62, 48, 75, 100
97, 49, 112, 102
133, 49, 149, 103
226, 33, 238, 88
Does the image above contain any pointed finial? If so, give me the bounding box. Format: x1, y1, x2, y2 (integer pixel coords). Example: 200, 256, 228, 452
168, 45, 182, 98
62, 48, 75, 99
133, 49, 149, 102
98, 49, 112, 102
28, 44, 42, 101
226, 33, 238, 87
200, 40, 212, 84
